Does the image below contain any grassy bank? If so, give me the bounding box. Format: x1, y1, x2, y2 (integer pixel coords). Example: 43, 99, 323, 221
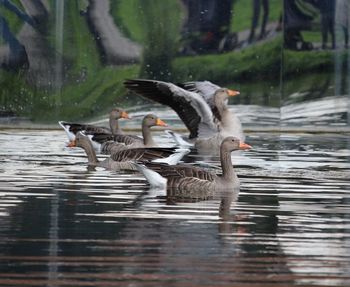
283, 48, 347, 76
2, 35, 342, 122
0, 1, 344, 124
173, 37, 282, 84
231, 0, 281, 33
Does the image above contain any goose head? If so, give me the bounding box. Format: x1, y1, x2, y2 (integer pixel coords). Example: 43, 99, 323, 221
68, 132, 102, 154
213, 88, 240, 110
142, 114, 168, 128
221, 136, 251, 152
110, 108, 130, 120
109, 108, 130, 134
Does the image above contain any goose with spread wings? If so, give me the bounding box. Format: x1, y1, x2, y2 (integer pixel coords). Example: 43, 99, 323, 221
124, 79, 244, 149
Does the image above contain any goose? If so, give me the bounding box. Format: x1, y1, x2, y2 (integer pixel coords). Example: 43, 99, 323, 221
87, 114, 168, 154
134, 137, 251, 199
72, 132, 189, 171
124, 79, 244, 150
59, 107, 130, 146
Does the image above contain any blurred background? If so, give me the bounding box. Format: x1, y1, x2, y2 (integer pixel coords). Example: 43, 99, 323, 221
0, 0, 348, 129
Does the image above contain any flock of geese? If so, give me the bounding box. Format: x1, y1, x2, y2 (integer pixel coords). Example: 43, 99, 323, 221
59, 79, 251, 201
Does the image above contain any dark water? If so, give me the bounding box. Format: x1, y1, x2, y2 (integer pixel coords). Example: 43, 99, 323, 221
0, 129, 349, 286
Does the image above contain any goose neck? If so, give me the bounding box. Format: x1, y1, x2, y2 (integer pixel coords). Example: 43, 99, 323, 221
220, 148, 234, 180
142, 124, 155, 146
80, 138, 99, 165
109, 117, 122, 135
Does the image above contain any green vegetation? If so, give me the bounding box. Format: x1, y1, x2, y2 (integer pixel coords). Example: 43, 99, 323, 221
63, 1, 101, 75
301, 31, 322, 44
173, 37, 282, 84
110, 0, 144, 43
0, 70, 36, 114
0, 0, 26, 44
1, 1, 140, 122
112, 0, 282, 39
231, 0, 282, 33
112, 0, 182, 80
0, 65, 139, 122
283, 49, 336, 76
137, 0, 182, 80
0, 0, 340, 124
44, 65, 139, 122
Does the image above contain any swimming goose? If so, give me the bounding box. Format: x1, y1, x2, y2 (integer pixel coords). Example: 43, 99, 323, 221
135, 137, 251, 199
59, 107, 130, 145
72, 132, 187, 171
124, 79, 244, 149
88, 114, 168, 154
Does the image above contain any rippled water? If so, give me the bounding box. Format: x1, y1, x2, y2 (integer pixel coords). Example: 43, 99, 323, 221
0, 129, 349, 286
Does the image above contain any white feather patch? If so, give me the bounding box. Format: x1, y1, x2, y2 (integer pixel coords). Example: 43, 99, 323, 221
152, 148, 190, 165
165, 130, 193, 147
58, 121, 75, 141
133, 163, 167, 188
86, 134, 102, 153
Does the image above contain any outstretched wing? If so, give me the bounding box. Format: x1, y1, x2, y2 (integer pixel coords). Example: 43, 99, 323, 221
178, 81, 223, 123
178, 81, 221, 102
124, 79, 218, 139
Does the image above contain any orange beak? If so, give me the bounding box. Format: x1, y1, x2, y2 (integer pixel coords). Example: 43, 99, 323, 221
239, 142, 252, 150
67, 139, 76, 147
121, 111, 130, 119
227, 89, 240, 97
156, 118, 167, 127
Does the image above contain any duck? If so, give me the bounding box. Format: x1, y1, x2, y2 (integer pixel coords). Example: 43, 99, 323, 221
59, 107, 130, 146
134, 136, 251, 199
87, 114, 168, 154
71, 132, 189, 171
124, 79, 244, 150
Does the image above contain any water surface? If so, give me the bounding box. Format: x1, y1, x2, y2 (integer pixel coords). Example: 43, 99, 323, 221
0, 129, 349, 286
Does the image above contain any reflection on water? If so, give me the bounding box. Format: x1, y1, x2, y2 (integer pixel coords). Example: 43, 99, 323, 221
0, 130, 349, 286
91, 100, 349, 134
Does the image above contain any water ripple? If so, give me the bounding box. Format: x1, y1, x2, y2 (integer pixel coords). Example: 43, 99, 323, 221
0, 130, 349, 286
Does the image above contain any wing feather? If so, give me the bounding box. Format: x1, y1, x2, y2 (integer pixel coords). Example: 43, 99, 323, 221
145, 163, 217, 182
111, 148, 176, 162
124, 79, 218, 138
60, 122, 110, 135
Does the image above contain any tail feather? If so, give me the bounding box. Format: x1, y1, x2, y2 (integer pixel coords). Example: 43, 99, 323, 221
58, 121, 75, 141
132, 163, 167, 188
165, 130, 193, 147
152, 148, 190, 165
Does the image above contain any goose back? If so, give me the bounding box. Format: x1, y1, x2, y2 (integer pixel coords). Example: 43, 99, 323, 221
111, 147, 176, 162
